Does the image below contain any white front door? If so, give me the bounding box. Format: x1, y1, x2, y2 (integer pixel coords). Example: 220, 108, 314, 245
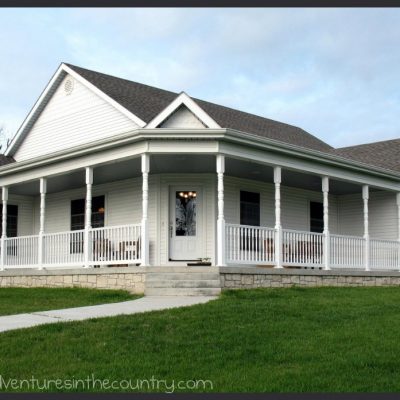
169, 186, 203, 261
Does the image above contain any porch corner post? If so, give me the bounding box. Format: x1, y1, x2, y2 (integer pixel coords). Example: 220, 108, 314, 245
141, 154, 150, 266
396, 193, 400, 270
38, 178, 47, 270
84, 167, 93, 268
216, 154, 226, 266
274, 166, 283, 268
362, 185, 370, 271
322, 176, 330, 270
0, 186, 8, 270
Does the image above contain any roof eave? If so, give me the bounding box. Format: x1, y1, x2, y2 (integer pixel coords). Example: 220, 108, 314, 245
223, 128, 400, 181
0, 128, 400, 185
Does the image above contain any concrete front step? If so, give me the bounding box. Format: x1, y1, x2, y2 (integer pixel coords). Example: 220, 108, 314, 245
144, 266, 222, 296
145, 287, 221, 296
146, 279, 221, 289
146, 272, 220, 281
145, 266, 219, 273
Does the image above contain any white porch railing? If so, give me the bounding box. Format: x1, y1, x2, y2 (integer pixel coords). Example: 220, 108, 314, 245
282, 229, 323, 267
43, 229, 86, 267
3, 235, 39, 267
225, 224, 400, 271
2, 224, 142, 269
370, 239, 400, 270
1, 223, 400, 271
225, 224, 275, 264
330, 234, 365, 269
89, 224, 141, 266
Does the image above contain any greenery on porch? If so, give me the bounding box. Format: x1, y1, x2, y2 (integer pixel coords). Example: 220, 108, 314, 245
1, 287, 400, 392
0, 287, 137, 316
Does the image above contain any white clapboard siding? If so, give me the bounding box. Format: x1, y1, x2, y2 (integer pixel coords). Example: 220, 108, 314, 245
337, 191, 398, 240
160, 106, 206, 128
224, 176, 339, 234
14, 74, 140, 162
7, 194, 35, 236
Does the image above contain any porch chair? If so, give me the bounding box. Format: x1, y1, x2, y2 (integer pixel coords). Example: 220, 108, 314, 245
118, 236, 141, 263
263, 238, 275, 259
118, 240, 137, 260
92, 238, 113, 262
295, 240, 323, 265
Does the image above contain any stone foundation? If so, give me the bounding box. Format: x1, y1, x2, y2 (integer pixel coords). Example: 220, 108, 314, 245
220, 267, 400, 289
2, 266, 400, 294
0, 267, 145, 294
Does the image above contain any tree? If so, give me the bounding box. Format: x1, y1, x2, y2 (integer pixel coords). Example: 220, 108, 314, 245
0, 125, 12, 154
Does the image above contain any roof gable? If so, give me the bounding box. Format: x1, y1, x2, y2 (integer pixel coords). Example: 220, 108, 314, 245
147, 92, 220, 129
5, 63, 146, 157
160, 105, 206, 128
65, 64, 333, 153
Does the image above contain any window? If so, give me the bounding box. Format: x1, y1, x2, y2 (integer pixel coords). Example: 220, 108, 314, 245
240, 191, 260, 226
70, 196, 105, 254
310, 201, 324, 233
70, 195, 105, 231
175, 191, 197, 236
0, 204, 18, 237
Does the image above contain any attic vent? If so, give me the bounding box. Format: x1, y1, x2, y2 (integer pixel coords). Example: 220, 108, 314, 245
64, 78, 74, 95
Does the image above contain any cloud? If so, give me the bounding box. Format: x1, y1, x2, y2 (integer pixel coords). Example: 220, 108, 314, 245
0, 8, 399, 148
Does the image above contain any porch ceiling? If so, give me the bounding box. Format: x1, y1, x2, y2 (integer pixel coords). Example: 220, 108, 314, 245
9, 158, 142, 196
225, 158, 373, 195
8, 155, 216, 196
8, 153, 381, 197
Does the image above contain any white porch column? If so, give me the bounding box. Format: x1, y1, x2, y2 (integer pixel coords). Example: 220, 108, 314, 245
322, 176, 330, 270
38, 178, 47, 269
274, 166, 283, 268
141, 154, 150, 266
0, 187, 8, 270
84, 167, 93, 268
216, 154, 226, 266
396, 193, 400, 270
362, 185, 370, 271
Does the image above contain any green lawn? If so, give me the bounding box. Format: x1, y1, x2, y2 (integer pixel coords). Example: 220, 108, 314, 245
1, 287, 400, 392
0, 287, 137, 316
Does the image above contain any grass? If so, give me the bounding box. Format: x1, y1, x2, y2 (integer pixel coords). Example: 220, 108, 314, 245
1, 287, 400, 392
0, 287, 138, 316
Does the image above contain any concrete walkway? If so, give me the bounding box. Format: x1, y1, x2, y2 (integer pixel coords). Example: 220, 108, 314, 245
0, 296, 217, 333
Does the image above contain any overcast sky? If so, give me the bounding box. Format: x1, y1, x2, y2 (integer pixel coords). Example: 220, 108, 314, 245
0, 8, 399, 148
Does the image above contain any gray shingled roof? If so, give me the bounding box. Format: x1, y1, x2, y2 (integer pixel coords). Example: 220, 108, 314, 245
332, 139, 400, 173
66, 64, 333, 153
5, 63, 400, 176
0, 154, 14, 166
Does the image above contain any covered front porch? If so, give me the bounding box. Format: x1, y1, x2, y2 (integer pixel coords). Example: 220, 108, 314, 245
0, 142, 399, 271
220, 156, 400, 271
